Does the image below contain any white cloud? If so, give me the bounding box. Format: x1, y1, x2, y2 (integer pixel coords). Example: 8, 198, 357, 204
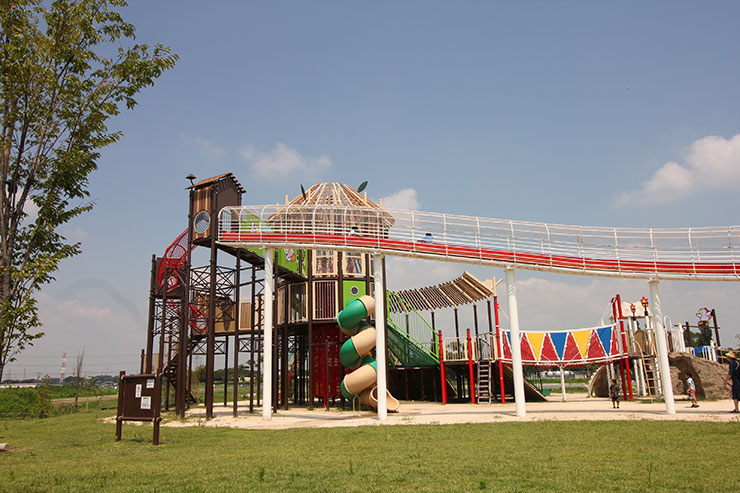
179, 133, 226, 161
23, 198, 39, 222
616, 134, 740, 205
385, 257, 460, 291
381, 188, 420, 210
63, 227, 88, 242
58, 299, 112, 320
239, 142, 331, 178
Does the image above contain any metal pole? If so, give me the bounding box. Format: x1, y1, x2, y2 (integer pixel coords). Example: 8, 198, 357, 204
205, 187, 218, 420
559, 366, 566, 401
648, 279, 675, 415
373, 254, 388, 420
453, 306, 461, 393
711, 309, 721, 347
438, 330, 447, 404
494, 295, 505, 404
249, 267, 256, 413
262, 248, 274, 420
233, 258, 240, 417
505, 267, 526, 417
145, 255, 156, 373
611, 298, 627, 400
223, 336, 229, 406
615, 294, 633, 400
473, 304, 479, 340
466, 328, 476, 404
307, 250, 314, 407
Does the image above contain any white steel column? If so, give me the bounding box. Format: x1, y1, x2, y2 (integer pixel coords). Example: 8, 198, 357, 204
505, 267, 526, 417
373, 254, 388, 421
649, 279, 675, 414
559, 366, 567, 401
262, 248, 274, 420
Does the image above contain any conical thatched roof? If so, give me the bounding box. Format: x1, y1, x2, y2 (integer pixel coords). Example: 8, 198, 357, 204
268, 183, 395, 235
288, 183, 380, 207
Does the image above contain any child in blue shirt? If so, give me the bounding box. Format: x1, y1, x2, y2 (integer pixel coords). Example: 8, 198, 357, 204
686, 372, 698, 408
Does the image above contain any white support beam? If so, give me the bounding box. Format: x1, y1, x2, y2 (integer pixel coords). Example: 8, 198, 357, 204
505, 267, 526, 417
262, 248, 274, 420
559, 366, 567, 401
374, 254, 388, 420
649, 279, 676, 415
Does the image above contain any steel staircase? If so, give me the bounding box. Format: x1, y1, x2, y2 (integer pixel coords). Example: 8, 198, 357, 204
163, 338, 199, 405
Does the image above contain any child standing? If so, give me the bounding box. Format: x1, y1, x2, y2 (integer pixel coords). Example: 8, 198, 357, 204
609, 378, 620, 409
686, 372, 699, 408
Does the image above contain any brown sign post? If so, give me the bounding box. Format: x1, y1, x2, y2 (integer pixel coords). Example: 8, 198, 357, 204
115, 371, 163, 445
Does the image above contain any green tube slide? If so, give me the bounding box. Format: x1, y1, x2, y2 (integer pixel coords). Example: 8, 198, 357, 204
340, 326, 376, 368
337, 295, 375, 335
336, 295, 399, 411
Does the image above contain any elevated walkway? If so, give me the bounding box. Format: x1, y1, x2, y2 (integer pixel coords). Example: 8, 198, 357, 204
218, 204, 740, 281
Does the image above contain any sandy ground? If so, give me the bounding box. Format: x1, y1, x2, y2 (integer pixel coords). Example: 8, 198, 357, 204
155, 394, 740, 430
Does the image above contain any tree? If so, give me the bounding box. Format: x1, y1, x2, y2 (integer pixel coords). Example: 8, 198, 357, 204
74, 348, 83, 408
0, 1, 177, 382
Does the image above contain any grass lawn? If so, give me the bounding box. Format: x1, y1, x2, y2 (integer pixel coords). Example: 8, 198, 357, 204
0, 410, 737, 492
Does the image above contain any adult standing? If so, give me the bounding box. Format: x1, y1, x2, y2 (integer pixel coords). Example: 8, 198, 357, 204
725, 351, 740, 413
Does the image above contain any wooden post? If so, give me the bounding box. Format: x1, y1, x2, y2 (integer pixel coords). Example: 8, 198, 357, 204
711, 309, 721, 347
233, 257, 241, 417
115, 371, 125, 441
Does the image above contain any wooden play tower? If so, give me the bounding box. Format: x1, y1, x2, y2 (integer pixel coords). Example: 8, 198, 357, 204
143, 176, 394, 418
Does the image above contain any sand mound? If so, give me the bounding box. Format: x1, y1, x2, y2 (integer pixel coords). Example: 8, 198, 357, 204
669, 352, 731, 399
588, 353, 732, 399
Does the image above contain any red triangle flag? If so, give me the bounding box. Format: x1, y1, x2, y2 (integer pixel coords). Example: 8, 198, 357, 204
586, 329, 606, 359
540, 333, 560, 363
562, 332, 582, 361
519, 334, 535, 363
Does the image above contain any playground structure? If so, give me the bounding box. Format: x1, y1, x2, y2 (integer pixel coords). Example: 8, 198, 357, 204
139, 172, 740, 422
143, 178, 410, 420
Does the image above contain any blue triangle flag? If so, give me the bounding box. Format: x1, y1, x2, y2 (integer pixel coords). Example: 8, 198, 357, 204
550, 332, 567, 360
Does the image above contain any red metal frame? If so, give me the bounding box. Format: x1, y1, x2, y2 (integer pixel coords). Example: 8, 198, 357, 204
611, 298, 627, 398
466, 329, 476, 404
615, 294, 633, 400
494, 295, 505, 404
438, 330, 447, 405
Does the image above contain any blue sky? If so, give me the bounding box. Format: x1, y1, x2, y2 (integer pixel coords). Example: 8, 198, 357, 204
6, 1, 740, 379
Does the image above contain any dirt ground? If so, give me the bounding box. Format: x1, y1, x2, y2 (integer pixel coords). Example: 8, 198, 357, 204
157, 393, 740, 431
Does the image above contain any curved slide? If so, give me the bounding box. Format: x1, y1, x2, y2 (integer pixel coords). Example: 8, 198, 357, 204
337, 295, 400, 412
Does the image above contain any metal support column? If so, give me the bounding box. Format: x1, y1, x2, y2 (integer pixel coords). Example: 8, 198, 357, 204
559, 366, 567, 401
505, 267, 526, 417
262, 248, 274, 420
373, 254, 387, 420
649, 279, 675, 415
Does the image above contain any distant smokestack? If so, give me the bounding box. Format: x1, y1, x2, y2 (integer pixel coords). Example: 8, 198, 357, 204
61, 352, 67, 382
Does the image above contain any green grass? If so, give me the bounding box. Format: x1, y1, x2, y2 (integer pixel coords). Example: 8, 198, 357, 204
0, 410, 738, 492
0, 386, 117, 419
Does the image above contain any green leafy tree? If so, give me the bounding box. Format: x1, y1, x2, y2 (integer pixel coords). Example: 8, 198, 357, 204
0, 1, 177, 382
33, 374, 52, 418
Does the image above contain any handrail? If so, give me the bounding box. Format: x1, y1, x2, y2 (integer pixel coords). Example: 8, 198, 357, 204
387, 290, 438, 357
218, 204, 740, 281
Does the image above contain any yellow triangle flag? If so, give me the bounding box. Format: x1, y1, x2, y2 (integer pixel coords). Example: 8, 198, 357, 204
572, 329, 591, 358
528, 332, 546, 361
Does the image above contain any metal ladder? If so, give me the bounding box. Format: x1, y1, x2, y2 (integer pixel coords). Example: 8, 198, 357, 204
477, 360, 493, 403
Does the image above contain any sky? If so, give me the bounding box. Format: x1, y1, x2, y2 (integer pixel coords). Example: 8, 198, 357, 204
5, 1, 740, 380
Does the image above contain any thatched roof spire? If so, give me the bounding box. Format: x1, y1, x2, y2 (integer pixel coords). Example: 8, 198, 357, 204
286, 183, 378, 207
269, 182, 394, 232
